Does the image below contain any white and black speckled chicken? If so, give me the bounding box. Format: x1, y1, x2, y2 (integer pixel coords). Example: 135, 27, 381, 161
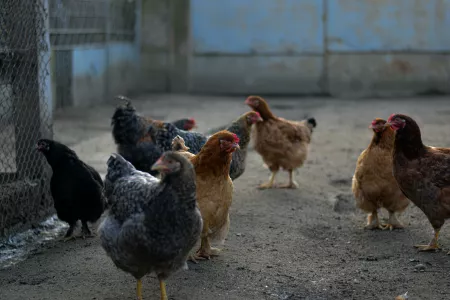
99, 152, 202, 300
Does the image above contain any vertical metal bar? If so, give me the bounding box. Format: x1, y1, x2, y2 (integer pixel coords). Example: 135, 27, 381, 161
167, 0, 175, 92
39, 0, 53, 139
10, 1, 42, 180
134, 0, 142, 87
321, 0, 329, 95
104, 0, 111, 100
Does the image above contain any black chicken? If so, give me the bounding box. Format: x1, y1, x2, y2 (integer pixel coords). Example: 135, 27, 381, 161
111, 97, 196, 176
37, 139, 106, 241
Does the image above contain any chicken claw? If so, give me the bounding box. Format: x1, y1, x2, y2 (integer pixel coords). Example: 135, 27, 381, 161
381, 223, 404, 231
194, 247, 221, 260
415, 230, 440, 252
278, 181, 298, 189
258, 171, 277, 189
80, 221, 94, 239
278, 170, 298, 189
381, 212, 404, 231
415, 244, 440, 251
364, 212, 384, 230
62, 235, 77, 242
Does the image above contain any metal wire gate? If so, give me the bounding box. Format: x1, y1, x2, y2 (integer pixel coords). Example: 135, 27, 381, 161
0, 0, 53, 236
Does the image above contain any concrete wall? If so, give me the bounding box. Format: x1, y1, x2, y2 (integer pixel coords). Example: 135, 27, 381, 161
143, 0, 450, 97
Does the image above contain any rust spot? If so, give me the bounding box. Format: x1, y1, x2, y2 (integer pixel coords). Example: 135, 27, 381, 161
391, 60, 413, 73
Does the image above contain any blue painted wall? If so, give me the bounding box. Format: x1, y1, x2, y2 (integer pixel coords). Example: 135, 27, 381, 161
189, 0, 450, 96
191, 0, 324, 54
327, 0, 450, 52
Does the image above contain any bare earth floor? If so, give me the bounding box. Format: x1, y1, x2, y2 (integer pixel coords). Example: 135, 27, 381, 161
1, 94, 450, 299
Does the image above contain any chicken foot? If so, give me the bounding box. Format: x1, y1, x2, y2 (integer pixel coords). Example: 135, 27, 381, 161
381, 211, 404, 231
62, 223, 77, 242
415, 229, 440, 252
80, 221, 94, 239
258, 171, 278, 189
278, 170, 299, 189
364, 211, 384, 230
193, 236, 221, 260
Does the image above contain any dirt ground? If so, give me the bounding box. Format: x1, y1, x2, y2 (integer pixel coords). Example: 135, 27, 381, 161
1, 95, 450, 300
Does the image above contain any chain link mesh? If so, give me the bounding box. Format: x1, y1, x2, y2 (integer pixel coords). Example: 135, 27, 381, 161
0, 0, 54, 236
0, 0, 138, 236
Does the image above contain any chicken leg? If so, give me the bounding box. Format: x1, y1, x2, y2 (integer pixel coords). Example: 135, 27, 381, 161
258, 171, 278, 189
364, 211, 384, 230
159, 278, 168, 300
63, 223, 76, 242
136, 279, 143, 300
278, 170, 298, 189
194, 236, 221, 260
81, 221, 94, 239
415, 228, 440, 251
381, 211, 404, 231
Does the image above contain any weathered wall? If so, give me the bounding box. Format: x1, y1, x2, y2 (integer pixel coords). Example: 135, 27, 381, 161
139, 0, 170, 92
185, 0, 450, 97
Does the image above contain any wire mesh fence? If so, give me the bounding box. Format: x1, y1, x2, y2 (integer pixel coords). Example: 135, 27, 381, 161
0, 0, 54, 235
0, 0, 139, 236
49, 0, 137, 109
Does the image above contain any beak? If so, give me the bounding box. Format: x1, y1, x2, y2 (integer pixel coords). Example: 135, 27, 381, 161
384, 122, 392, 127
151, 158, 167, 171
192, 125, 198, 129
256, 116, 263, 122
232, 142, 240, 150
244, 98, 251, 105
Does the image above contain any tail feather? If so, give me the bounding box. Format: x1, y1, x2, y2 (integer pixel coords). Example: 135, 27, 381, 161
111, 97, 145, 145
307, 117, 317, 128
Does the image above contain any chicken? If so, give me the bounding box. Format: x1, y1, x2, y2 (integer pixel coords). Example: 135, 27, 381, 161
99, 152, 202, 300
387, 113, 450, 252
152, 121, 208, 154
352, 118, 409, 230
36, 139, 106, 241
172, 131, 239, 260
111, 97, 196, 175
245, 96, 317, 189
169, 111, 262, 181
224, 111, 263, 180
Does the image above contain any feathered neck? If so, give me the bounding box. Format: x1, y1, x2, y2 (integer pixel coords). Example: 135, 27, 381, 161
226, 117, 251, 150
254, 100, 276, 120
161, 163, 197, 207
43, 147, 78, 168
393, 120, 426, 160
369, 127, 394, 150
191, 143, 233, 177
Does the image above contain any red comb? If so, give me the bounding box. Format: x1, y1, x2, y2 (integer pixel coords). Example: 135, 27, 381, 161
371, 119, 379, 126
255, 112, 261, 117
232, 133, 240, 143
387, 114, 396, 122
188, 118, 195, 122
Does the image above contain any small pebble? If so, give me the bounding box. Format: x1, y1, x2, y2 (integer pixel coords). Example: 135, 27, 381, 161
414, 264, 426, 272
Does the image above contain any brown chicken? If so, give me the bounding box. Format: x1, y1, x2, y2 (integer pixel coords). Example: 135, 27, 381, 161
352, 118, 409, 230
245, 96, 317, 189
173, 131, 239, 259
387, 113, 450, 252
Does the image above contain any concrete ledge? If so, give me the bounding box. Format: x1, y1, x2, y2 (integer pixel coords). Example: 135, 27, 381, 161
189, 55, 324, 94
328, 53, 450, 98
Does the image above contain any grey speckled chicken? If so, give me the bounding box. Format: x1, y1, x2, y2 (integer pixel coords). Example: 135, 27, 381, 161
224, 111, 263, 180
99, 152, 202, 300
